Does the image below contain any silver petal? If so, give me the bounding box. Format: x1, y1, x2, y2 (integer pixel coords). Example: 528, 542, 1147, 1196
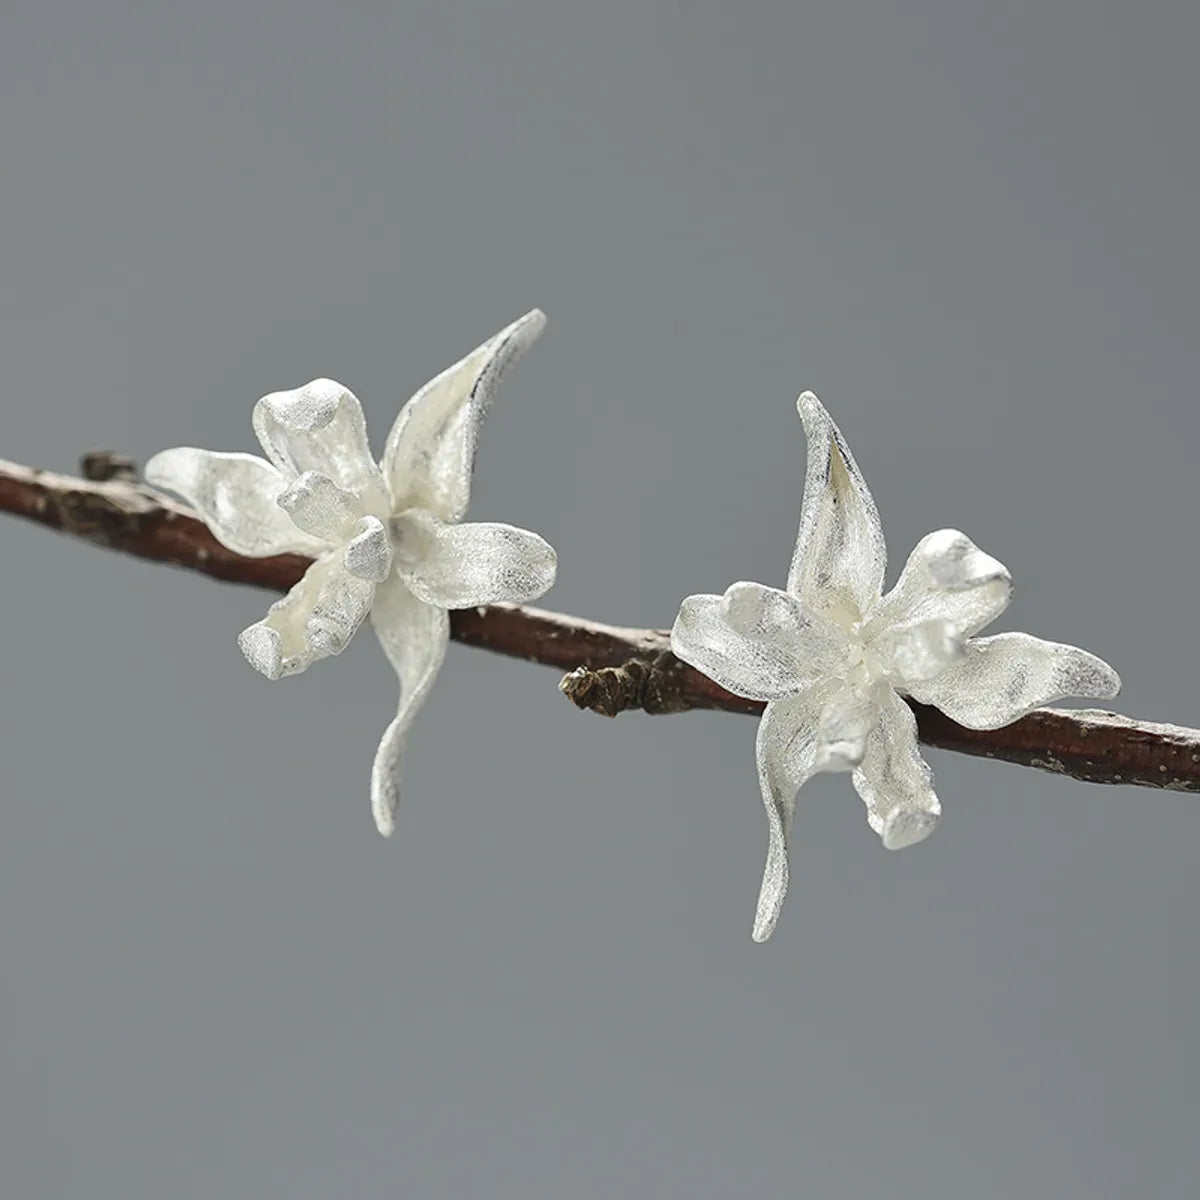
276, 470, 362, 542
144, 448, 326, 557
392, 510, 557, 609
253, 378, 388, 508
381, 310, 546, 523
369, 575, 451, 837
851, 689, 942, 850
237, 552, 375, 680
786, 392, 887, 628
908, 631, 1121, 730
752, 680, 840, 941
671, 582, 844, 703
867, 528, 1011, 639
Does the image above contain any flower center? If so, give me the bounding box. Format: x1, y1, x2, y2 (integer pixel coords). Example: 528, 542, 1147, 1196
388, 506, 441, 570
841, 625, 883, 684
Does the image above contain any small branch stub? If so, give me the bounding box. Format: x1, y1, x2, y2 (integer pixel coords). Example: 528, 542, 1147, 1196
80, 450, 139, 483
559, 653, 697, 717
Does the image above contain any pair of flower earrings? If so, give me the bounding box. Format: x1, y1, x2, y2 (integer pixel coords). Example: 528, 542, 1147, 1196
147, 310, 1120, 941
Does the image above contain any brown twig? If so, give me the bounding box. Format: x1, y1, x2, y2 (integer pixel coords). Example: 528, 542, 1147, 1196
3, 455, 1199, 794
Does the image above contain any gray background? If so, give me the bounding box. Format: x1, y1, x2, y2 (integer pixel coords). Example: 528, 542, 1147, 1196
1, 1, 1196, 1196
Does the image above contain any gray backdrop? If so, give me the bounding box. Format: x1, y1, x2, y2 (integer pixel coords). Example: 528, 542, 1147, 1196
2, 2, 1197, 1197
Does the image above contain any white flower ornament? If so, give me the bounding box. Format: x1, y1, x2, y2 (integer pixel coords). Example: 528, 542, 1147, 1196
145, 310, 557, 836
670, 392, 1121, 942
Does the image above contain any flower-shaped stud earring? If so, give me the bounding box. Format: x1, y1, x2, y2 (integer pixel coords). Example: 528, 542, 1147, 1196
670, 392, 1120, 941
146, 310, 557, 836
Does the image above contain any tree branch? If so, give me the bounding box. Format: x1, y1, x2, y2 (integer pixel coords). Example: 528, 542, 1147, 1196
3, 454, 1199, 794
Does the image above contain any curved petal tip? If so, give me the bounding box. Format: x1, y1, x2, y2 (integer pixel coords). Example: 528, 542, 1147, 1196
880, 803, 941, 850
1094, 659, 1122, 700
370, 719, 406, 839
258, 379, 354, 433
511, 308, 547, 343
750, 818, 791, 943
795, 390, 831, 433
373, 804, 396, 839
237, 624, 285, 680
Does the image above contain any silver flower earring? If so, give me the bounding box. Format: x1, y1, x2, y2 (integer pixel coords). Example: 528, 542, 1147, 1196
670, 392, 1120, 942
146, 310, 557, 837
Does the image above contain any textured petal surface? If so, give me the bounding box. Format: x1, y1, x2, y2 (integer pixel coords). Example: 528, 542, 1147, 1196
276, 470, 362, 542
237, 553, 375, 679
869, 617, 964, 685
369, 576, 451, 837
391, 510, 557, 609
343, 516, 394, 583
814, 680, 882, 771
382, 310, 546, 523
868, 528, 1011, 639
253, 379, 388, 507
852, 689, 942, 850
786, 393, 887, 627
752, 680, 840, 942
144, 447, 326, 557
671, 582, 845, 703
908, 631, 1121, 730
